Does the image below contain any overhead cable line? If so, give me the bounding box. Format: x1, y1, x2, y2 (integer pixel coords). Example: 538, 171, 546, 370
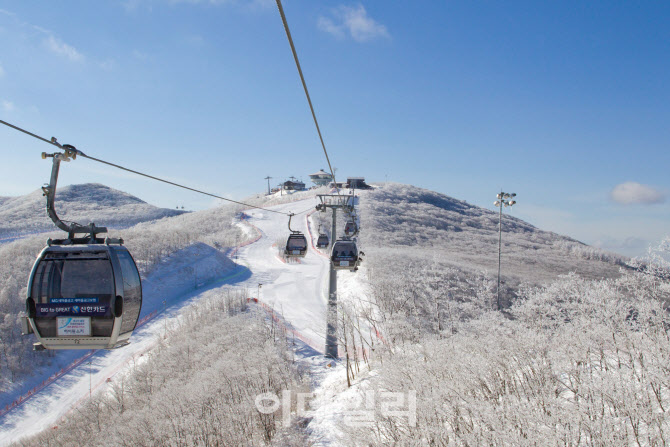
78, 153, 293, 215
275, 0, 340, 194
292, 205, 317, 216
0, 119, 294, 216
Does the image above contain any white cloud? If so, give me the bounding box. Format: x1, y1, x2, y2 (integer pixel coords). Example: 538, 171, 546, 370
317, 16, 345, 39
32, 24, 50, 35
99, 59, 117, 71
183, 34, 206, 47
610, 181, 666, 205
592, 236, 651, 258
318, 4, 390, 42
132, 49, 149, 60
2, 100, 14, 112
122, 0, 142, 13
0, 11, 86, 68
0, 8, 17, 19
44, 35, 84, 62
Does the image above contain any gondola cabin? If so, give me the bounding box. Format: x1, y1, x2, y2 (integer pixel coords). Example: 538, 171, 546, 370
316, 233, 329, 248
23, 239, 142, 350
285, 233, 308, 258
331, 239, 363, 271
344, 220, 357, 236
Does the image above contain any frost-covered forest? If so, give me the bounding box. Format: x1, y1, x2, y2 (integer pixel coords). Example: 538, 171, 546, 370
338, 267, 670, 445
2, 182, 669, 446
0, 185, 245, 391
12, 290, 309, 447
330, 184, 670, 445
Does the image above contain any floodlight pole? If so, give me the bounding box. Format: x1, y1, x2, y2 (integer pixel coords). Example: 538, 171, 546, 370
264, 176, 272, 195
495, 191, 516, 311
497, 201, 503, 310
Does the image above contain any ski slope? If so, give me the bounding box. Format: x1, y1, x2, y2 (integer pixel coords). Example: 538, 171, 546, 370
238, 198, 331, 350
0, 196, 339, 445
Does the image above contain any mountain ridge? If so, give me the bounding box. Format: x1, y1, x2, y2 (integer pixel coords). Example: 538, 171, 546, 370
359, 183, 626, 287
0, 183, 187, 238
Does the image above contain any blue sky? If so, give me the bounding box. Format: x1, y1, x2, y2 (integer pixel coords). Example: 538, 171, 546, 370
1, 0, 668, 256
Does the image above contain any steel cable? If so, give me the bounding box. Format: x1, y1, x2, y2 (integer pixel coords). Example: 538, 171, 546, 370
275, 0, 340, 195
0, 119, 294, 216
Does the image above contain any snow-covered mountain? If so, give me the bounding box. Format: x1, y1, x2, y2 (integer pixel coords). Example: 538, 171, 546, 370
359, 183, 626, 285
3, 182, 665, 447
0, 183, 187, 239
339, 184, 669, 446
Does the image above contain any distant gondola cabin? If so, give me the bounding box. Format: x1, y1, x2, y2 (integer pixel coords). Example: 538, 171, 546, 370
331, 239, 363, 271
285, 233, 308, 257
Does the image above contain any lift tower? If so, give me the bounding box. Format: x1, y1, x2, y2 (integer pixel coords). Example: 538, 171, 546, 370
316, 193, 355, 358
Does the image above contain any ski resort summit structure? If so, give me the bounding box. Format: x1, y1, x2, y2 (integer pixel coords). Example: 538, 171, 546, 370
309, 169, 333, 187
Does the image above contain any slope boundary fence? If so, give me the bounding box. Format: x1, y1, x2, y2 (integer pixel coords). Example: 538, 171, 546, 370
247, 297, 329, 356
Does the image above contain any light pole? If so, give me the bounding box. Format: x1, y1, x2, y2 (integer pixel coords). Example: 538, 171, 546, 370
264, 176, 272, 195
494, 191, 517, 310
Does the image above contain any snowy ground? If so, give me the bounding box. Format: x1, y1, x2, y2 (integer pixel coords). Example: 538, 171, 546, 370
240, 199, 331, 351
0, 196, 360, 446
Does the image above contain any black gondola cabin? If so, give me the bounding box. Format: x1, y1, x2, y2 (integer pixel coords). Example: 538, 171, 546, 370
344, 220, 357, 236
331, 239, 363, 271
316, 233, 329, 248
24, 240, 142, 350
285, 233, 308, 258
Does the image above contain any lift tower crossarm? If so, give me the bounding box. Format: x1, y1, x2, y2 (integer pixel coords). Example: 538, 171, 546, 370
316, 194, 355, 214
